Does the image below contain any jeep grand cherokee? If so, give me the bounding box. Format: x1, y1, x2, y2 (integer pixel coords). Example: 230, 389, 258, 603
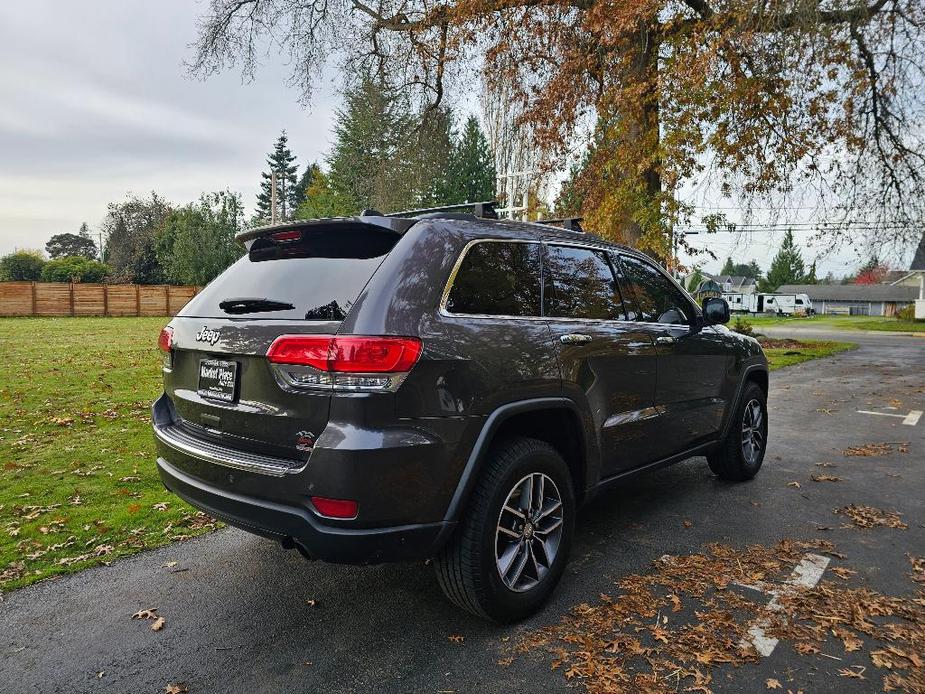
152, 204, 768, 622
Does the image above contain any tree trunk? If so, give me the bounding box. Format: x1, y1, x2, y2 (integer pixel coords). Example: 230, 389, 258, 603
618, 21, 662, 255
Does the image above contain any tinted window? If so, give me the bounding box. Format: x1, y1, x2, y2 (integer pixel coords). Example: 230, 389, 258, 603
446, 242, 542, 316
181, 254, 387, 321
544, 246, 627, 320
618, 254, 691, 325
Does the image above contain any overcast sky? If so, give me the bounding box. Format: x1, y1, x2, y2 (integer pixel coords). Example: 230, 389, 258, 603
0, 1, 918, 277
0, 1, 338, 258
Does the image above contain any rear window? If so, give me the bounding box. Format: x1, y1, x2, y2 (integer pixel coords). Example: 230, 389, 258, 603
180, 252, 388, 321
445, 241, 542, 317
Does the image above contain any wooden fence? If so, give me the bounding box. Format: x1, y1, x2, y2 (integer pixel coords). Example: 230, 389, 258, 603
0, 282, 201, 317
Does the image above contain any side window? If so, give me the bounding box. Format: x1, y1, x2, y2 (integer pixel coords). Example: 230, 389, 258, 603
544, 245, 627, 320
445, 241, 542, 316
617, 254, 692, 325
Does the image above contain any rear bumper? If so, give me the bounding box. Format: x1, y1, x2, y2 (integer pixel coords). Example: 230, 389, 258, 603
157, 456, 454, 564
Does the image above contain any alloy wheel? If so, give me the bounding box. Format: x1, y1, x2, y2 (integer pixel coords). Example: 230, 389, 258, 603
494, 472, 564, 593
741, 398, 765, 465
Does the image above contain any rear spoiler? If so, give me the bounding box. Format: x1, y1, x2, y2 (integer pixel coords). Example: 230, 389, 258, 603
235, 215, 418, 248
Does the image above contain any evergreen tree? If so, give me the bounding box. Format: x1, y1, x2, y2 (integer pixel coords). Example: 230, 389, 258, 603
296, 168, 351, 219
444, 116, 495, 204
720, 257, 735, 276
406, 107, 455, 208
686, 267, 704, 292
758, 229, 805, 292
804, 261, 817, 284
255, 131, 299, 222
292, 163, 320, 212
328, 77, 413, 214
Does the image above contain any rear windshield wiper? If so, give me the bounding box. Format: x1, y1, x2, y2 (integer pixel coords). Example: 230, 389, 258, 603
219, 297, 296, 314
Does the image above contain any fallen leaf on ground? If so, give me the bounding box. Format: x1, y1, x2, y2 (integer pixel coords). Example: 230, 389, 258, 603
448, 635, 464, 643
835, 505, 907, 529
908, 555, 925, 583
683, 519, 693, 528
305, 599, 317, 607
766, 678, 782, 689
787, 481, 801, 489
811, 475, 841, 482
831, 567, 857, 580
151, 617, 165, 631
837, 666, 866, 680
842, 442, 908, 457
164, 684, 188, 694
131, 608, 158, 620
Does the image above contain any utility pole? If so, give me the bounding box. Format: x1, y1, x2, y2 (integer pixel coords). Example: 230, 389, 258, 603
271, 171, 278, 224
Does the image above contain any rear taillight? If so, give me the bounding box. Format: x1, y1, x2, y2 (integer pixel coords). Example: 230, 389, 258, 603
158, 326, 174, 369
271, 230, 302, 242
266, 335, 422, 392
158, 326, 174, 352
310, 496, 358, 519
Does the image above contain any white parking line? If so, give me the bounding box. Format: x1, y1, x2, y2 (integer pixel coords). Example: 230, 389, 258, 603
741, 553, 831, 657
856, 409, 922, 426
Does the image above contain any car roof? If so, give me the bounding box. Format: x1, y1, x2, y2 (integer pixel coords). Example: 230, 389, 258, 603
239, 210, 639, 257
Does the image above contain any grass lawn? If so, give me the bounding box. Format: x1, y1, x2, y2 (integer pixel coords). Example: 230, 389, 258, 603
742, 314, 925, 332
0, 317, 219, 592
0, 317, 855, 594
762, 339, 857, 370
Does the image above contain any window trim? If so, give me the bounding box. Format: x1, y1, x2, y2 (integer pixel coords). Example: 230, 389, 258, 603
612, 250, 700, 328
439, 238, 546, 320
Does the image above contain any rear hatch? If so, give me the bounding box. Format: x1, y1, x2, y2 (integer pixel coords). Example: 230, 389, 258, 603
161, 221, 405, 463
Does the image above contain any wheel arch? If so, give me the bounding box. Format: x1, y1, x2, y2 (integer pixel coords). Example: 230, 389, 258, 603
720, 362, 769, 440
442, 398, 594, 525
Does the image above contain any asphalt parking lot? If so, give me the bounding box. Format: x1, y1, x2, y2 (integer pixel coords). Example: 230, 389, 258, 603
2, 330, 923, 693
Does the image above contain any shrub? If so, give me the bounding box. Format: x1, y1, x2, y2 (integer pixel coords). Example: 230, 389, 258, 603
40, 256, 111, 283
896, 304, 919, 322
731, 316, 755, 336
0, 250, 45, 281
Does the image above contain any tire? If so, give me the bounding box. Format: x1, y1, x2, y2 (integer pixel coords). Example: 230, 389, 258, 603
434, 437, 575, 623
707, 381, 768, 481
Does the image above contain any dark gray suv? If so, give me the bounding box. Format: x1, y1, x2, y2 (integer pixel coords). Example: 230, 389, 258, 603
152, 204, 768, 622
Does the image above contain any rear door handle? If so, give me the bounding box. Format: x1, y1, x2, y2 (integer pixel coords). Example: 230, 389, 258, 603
655, 336, 676, 345
560, 333, 593, 344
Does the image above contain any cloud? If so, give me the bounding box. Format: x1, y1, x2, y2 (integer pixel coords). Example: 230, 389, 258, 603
0, 0, 339, 255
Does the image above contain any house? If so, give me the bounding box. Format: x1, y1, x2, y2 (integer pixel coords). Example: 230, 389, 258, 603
706, 274, 757, 295
889, 232, 925, 319
777, 283, 919, 317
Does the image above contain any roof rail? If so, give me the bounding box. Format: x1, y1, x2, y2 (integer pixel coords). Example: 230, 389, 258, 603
380, 201, 499, 220
537, 217, 584, 232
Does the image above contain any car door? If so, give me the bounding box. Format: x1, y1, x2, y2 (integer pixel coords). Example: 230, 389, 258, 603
542, 244, 659, 477
616, 253, 733, 461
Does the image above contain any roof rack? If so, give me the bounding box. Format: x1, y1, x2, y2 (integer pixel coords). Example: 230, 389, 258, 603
379, 201, 499, 220
537, 217, 584, 232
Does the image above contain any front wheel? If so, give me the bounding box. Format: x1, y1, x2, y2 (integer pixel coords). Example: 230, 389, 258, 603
707, 382, 768, 481
434, 437, 575, 622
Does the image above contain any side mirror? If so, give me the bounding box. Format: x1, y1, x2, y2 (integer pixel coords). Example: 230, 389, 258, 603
702, 297, 730, 325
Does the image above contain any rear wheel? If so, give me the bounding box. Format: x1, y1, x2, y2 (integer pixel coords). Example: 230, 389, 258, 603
707, 381, 767, 481
434, 437, 575, 622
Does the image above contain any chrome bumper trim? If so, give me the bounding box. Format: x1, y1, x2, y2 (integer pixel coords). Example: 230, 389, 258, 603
153, 423, 303, 478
